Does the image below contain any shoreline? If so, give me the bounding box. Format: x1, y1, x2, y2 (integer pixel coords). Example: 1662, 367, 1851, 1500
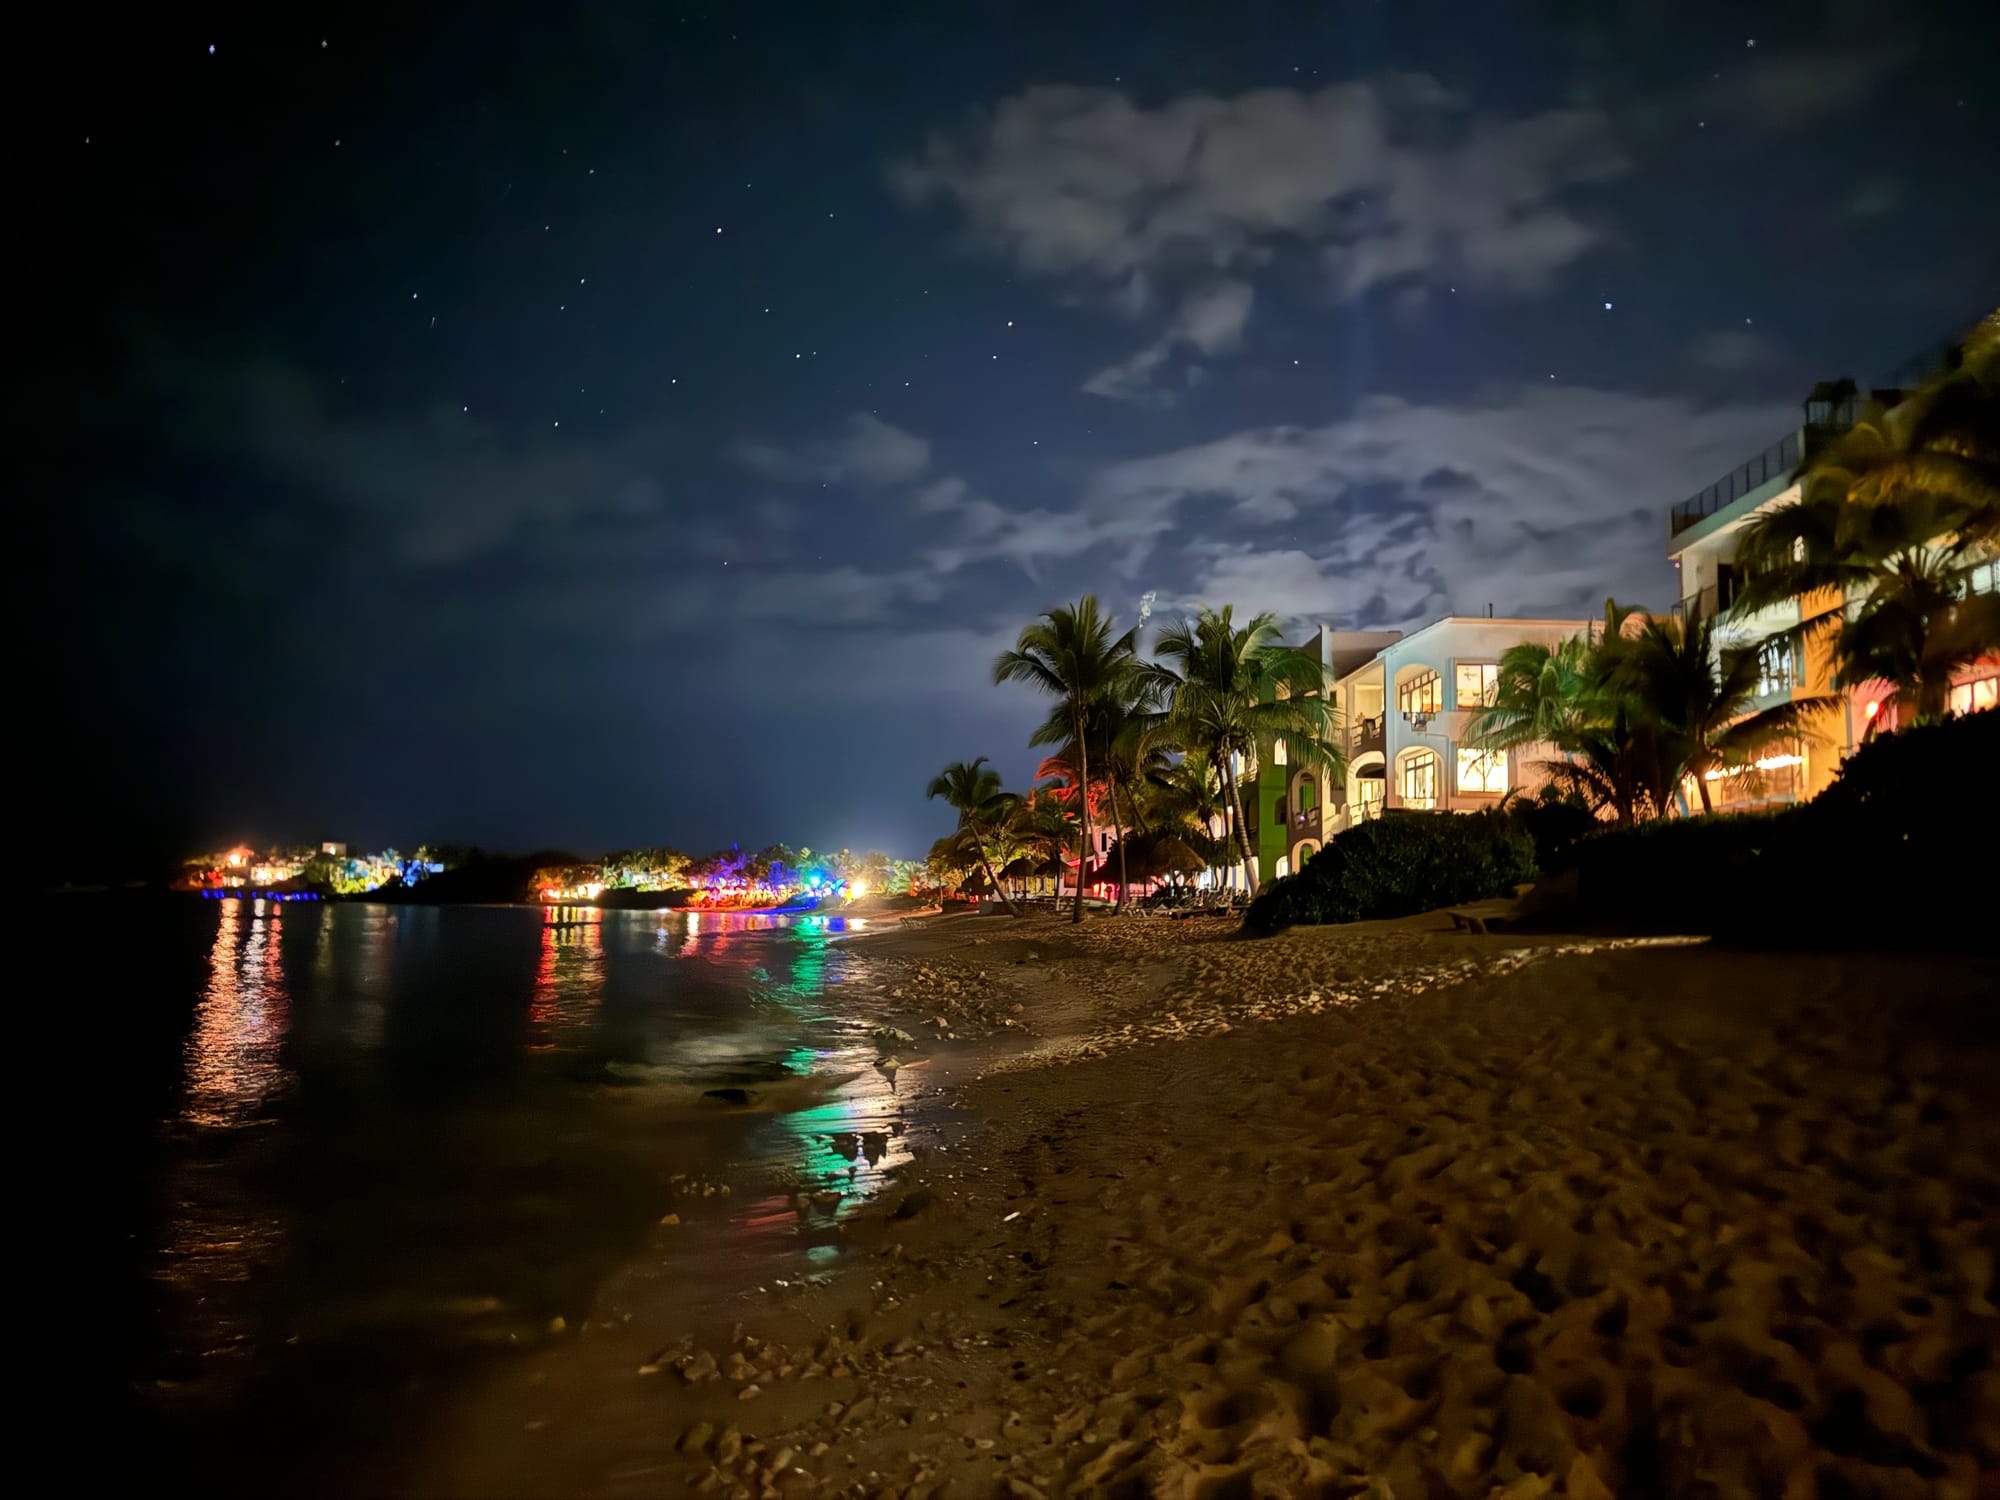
414, 912, 2000, 1498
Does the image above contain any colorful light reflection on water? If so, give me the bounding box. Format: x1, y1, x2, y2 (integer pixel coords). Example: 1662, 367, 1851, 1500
156, 900, 920, 1434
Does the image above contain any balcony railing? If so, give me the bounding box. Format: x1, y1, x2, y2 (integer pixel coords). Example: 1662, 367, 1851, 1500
1669, 430, 1800, 538
1350, 715, 1385, 759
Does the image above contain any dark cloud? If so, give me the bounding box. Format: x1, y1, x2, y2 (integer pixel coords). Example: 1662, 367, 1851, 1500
737, 413, 933, 487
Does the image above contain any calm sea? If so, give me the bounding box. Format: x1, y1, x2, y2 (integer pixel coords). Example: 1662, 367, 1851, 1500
66, 896, 912, 1496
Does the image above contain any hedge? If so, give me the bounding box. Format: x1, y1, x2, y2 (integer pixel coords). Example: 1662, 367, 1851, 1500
1243, 809, 1534, 936
1569, 710, 1998, 947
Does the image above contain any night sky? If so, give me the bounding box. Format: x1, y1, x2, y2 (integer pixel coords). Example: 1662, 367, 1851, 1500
55, 2, 2000, 869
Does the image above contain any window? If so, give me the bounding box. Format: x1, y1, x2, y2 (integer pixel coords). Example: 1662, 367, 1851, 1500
1271, 737, 1287, 766
1399, 751, 1438, 809
1397, 668, 1442, 717
1960, 557, 1998, 598
1947, 673, 1997, 717
1456, 747, 1508, 794
1756, 633, 1801, 696
1296, 776, 1316, 811
1355, 778, 1384, 812
1454, 662, 1499, 709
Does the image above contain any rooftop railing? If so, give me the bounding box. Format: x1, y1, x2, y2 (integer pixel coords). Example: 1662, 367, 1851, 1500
1668, 430, 1801, 538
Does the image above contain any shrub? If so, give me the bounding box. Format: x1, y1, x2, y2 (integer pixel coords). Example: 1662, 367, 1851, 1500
1510, 786, 1600, 871
1243, 810, 1534, 936
1569, 710, 1998, 948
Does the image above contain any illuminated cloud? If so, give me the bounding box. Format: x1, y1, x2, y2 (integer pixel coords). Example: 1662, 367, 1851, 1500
894, 78, 1626, 301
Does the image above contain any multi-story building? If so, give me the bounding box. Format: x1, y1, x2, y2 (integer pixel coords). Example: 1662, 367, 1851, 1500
1667, 379, 1998, 809
1246, 616, 1588, 880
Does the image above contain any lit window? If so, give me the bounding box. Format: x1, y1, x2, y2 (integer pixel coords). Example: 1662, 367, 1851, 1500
1756, 634, 1800, 696
1271, 738, 1287, 766
1399, 751, 1438, 809
1947, 673, 1997, 717
1454, 662, 1499, 708
1397, 669, 1442, 716
1960, 558, 1998, 597
1456, 747, 1508, 794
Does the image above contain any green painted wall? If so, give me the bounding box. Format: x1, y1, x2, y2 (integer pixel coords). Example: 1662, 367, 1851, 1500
1254, 765, 1287, 878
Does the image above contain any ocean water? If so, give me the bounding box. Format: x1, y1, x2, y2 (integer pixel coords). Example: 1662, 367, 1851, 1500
69, 896, 912, 1495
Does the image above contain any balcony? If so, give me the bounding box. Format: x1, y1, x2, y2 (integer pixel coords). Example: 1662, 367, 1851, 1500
1350, 714, 1385, 759
1289, 806, 1321, 839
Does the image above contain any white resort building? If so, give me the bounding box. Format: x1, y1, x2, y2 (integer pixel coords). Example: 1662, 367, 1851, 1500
1248, 616, 1588, 880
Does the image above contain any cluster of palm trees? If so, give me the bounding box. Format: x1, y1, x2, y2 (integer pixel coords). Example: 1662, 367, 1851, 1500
1732, 311, 1998, 724
1461, 602, 1834, 821
927, 602, 1346, 922
1466, 309, 1998, 822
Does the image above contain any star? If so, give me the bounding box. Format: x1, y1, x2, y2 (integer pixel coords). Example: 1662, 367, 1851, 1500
411, 292, 418, 299
1746, 38, 1757, 48
715, 227, 723, 234
553, 420, 560, 427
208, 44, 215, 55
1006, 320, 1013, 327
1603, 300, 1614, 311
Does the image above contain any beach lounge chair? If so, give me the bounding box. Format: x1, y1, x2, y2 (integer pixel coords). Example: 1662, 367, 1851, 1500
1446, 899, 1519, 935
1445, 870, 1578, 934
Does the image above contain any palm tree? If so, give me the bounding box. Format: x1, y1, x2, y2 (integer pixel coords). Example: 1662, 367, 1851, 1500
1139, 606, 1343, 896
1734, 309, 2000, 723
1461, 633, 1595, 753
1605, 613, 1835, 814
1538, 724, 1657, 827
994, 597, 1141, 923
924, 758, 1023, 917
1029, 686, 1162, 911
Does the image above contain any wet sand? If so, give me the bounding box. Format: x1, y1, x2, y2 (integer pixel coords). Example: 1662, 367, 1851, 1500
420, 912, 2000, 1498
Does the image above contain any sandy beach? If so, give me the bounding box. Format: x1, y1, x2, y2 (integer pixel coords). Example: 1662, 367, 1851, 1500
421, 911, 2000, 1499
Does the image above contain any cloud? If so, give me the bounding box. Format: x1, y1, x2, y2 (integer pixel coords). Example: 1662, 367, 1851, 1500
1845, 179, 1901, 219
894, 78, 1625, 303
1082, 387, 1797, 627
914, 385, 1794, 630
1083, 280, 1255, 403
737, 412, 932, 487
130, 356, 684, 565
1689, 328, 1781, 371
1696, 48, 1908, 133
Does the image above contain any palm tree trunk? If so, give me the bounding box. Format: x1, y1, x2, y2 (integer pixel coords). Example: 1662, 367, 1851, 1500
1072, 707, 1090, 924
1694, 763, 1713, 816
1222, 756, 1260, 896
978, 852, 1022, 918
1111, 779, 1130, 912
